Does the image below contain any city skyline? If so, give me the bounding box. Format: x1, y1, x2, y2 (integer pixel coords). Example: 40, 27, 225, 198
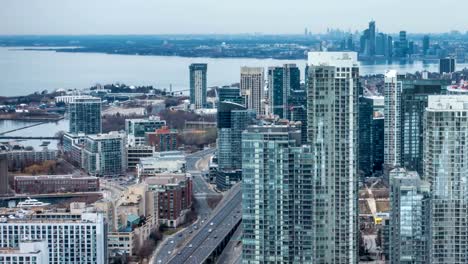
1, 0, 467, 35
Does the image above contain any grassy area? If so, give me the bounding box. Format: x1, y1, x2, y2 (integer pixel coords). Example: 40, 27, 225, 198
162, 227, 182, 236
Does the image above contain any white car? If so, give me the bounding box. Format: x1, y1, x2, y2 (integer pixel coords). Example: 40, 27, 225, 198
188, 244, 193, 248
210, 222, 214, 226
208, 229, 212, 233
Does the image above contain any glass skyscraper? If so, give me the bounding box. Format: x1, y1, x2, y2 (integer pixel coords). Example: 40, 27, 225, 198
241, 124, 312, 263
68, 97, 102, 134
216, 101, 256, 190
424, 95, 468, 264
82, 132, 126, 177
267, 64, 300, 118
307, 52, 359, 263
384, 70, 402, 174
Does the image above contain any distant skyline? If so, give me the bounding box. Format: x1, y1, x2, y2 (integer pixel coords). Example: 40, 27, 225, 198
1, 0, 467, 35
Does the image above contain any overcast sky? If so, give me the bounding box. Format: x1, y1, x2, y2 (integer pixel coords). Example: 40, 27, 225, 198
1, 0, 466, 35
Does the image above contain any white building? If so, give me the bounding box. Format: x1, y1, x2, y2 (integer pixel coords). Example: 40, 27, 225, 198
424, 95, 468, 264
0, 208, 107, 264
384, 70, 402, 172
137, 151, 186, 179
240, 67, 265, 116
306, 52, 359, 263
0, 240, 49, 264
55, 95, 95, 104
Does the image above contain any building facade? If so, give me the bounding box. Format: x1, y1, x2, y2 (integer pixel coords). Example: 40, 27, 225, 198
0, 240, 49, 264
424, 95, 468, 264
218, 86, 244, 106
439, 57, 455, 74
389, 168, 430, 264
306, 52, 359, 263
267, 64, 300, 118
400, 78, 448, 174
14, 175, 99, 194
68, 97, 102, 134
145, 127, 179, 152
216, 101, 256, 190
384, 70, 402, 173
240, 67, 264, 116
242, 125, 312, 263
125, 116, 166, 147
0, 209, 107, 264
82, 132, 126, 177
0, 154, 8, 196
189, 63, 208, 109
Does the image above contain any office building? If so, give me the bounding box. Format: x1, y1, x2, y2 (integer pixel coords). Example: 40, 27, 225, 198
82, 132, 126, 177
63, 132, 86, 167
400, 79, 448, 174
6, 149, 58, 171
218, 86, 244, 106
240, 67, 264, 115
0, 207, 107, 264
439, 57, 455, 74
306, 52, 359, 263
359, 96, 374, 176
372, 116, 385, 172
389, 168, 430, 264
14, 175, 99, 194
216, 101, 256, 190
384, 70, 402, 173
0, 240, 49, 264
0, 154, 8, 196
189, 63, 207, 109
242, 124, 312, 263
267, 64, 300, 118
68, 97, 102, 134
424, 95, 468, 264
125, 116, 165, 147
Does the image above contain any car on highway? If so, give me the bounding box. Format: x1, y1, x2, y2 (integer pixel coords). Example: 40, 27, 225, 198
208, 229, 212, 233
188, 244, 193, 248
210, 222, 214, 226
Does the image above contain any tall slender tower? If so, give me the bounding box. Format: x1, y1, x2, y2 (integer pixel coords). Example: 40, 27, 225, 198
384, 70, 402, 174
189, 63, 207, 109
424, 95, 468, 264
240, 67, 264, 116
307, 52, 359, 263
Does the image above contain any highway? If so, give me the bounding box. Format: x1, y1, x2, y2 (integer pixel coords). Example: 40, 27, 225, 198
153, 148, 219, 264
167, 184, 242, 264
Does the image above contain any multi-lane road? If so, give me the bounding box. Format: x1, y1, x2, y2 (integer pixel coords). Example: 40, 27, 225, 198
167, 184, 242, 264
153, 148, 219, 264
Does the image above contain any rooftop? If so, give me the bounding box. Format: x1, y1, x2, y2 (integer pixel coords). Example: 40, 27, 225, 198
307, 52, 358, 67
15, 174, 97, 181
427, 95, 468, 111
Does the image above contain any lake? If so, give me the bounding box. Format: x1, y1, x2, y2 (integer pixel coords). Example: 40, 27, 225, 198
1, 47, 467, 97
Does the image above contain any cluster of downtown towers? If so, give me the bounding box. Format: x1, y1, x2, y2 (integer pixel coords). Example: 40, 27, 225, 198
189, 52, 468, 263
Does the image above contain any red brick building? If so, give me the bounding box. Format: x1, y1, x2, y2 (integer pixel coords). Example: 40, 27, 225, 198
145, 127, 179, 152
14, 175, 100, 194
145, 174, 192, 227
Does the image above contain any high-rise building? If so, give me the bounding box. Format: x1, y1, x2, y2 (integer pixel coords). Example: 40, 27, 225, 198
439, 57, 456, 74
384, 70, 402, 173
267, 64, 300, 118
240, 67, 264, 116
368, 20, 376, 56
307, 52, 359, 263
0, 208, 107, 264
82, 132, 126, 177
189, 63, 208, 109
216, 101, 256, 190
376, 33, 387, 56
389, 168, 430, 264
68, 97, 102, 134
422, 35, 430, 56
398, 31, 408, 58
242, 124, 312, 263
359, 96, 374, 176
0, 153, 8, 196
218, 86, 244, 106
400, 79, 449, 174
424, 95, 468, 264
289, 88, 308, 143
0, 240, 49, 264
125, 116, 166, 146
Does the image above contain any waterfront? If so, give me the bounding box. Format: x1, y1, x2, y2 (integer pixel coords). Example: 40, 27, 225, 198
1, 47, 467, 96
0, 119, 68, 149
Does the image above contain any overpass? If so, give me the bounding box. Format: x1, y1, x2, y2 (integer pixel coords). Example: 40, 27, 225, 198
167, 184, 242, 264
